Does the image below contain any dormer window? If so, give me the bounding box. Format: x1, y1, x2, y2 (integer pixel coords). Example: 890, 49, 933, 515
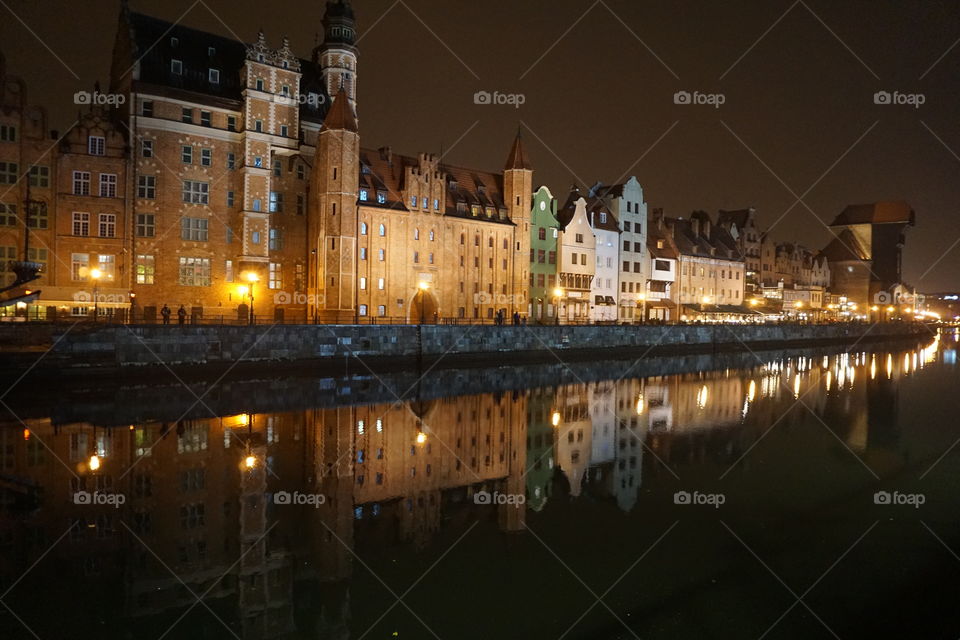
171, 37, 179, 48
359, 189, 368, 201
376, 191, 386, 204
209, 68, 220, 84
599, 212, 607, 223
171, 59, 183, 75
282, 60, 289, 69
410, 196, 417, 208
471, 205, 480, 217
258, 54, 265, 63
478, 184, 486, 195
208, 46, 216, 56
657, 240, 665, 249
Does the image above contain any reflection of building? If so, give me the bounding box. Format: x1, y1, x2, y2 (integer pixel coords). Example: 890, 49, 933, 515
525, 387, 557, 511
554, 382, 592, 496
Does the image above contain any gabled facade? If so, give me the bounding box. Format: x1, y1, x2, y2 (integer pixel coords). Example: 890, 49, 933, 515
589, 177, 647, 321
587, 199, 619, 322
717, 208, 761, 294
528, 185, 559, 323
646, 209, 678, 321
556, 188, 595, 323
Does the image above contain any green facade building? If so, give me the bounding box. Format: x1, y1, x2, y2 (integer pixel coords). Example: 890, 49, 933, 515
529, 185, 560, 323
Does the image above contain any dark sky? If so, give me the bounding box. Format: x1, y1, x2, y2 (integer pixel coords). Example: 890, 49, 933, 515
2, 0, 958, 290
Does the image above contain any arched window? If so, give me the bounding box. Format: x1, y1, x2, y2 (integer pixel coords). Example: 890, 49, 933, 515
429, 229, 435, 241
360, 222, 367, 235
488, 237, 493, 248
379, 224, 386, 237
460, 233, 465, 244
414, 228, 420, 240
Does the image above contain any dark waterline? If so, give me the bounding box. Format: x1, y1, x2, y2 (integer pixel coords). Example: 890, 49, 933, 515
1, 329, 958, 639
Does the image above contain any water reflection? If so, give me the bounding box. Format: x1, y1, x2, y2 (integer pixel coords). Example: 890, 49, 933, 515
0, 329, 955, 639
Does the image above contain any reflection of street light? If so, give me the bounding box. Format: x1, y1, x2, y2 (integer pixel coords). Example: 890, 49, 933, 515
241, 272, 258, 324
244, 455, 257, 469
88, 454, 101, 471
416, 431, 427, 444
417, 281, 430, 324
553, 287, 564, 325
90, 268, 102, 321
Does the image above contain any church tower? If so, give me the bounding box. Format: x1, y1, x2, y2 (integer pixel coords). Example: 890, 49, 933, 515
314, 0, 358, 105
503, 130, 533, 318
309, 88, 360, 323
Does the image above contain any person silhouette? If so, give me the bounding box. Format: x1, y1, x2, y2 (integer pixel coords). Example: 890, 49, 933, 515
161, 304, 171, 325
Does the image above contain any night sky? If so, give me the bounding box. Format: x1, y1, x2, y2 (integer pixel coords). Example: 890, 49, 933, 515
2, 0, 958, 290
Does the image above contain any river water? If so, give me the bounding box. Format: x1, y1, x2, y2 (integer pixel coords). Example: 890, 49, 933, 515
1, 328, 957, 639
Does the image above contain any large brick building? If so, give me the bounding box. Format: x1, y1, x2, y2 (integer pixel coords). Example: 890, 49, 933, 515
1, 0, 532, 323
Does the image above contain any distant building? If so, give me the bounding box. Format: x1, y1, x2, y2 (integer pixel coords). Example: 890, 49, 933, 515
556, 188, 596, 323
667, 211, 747, 320
717, 208, 762, 295
528, 185, 560, 323
821, 201, 915, 311
646, 209, 678, 321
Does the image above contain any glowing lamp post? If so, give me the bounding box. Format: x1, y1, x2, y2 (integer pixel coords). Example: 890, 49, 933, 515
241, 272, 259, 324
553, 287, 564, 325
637, 292, 646, 323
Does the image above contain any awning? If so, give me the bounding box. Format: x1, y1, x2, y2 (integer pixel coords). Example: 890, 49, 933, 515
647, 299, 677, 309
686, 303, 760, 315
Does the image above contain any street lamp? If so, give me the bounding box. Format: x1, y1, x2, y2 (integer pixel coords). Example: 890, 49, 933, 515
90, 268, 102, 321
417, 281, 430, 324
553, 287, 563, 325
241, 272, 259, 324
637, 292, 646, 323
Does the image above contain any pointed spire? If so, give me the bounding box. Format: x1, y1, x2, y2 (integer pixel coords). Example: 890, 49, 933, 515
504, 126, 532, 171
321, 86, 358, 133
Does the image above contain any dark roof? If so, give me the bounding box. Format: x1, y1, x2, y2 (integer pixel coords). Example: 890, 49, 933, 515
647, 220, 678, 259
557, 186, 586, 228
358, 148, 512, 224
667, 213, 741, 262
717, 208, 753, 229
322, 87, 357, 132
503, 130, 532, 171
821, 228, 869, 263
830, 201, 915, 226
590, 183, 625, 199
124, 11, 332, 121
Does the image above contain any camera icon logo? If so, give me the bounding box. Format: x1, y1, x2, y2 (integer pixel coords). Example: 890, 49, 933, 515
73, 490, 91, 505
873, 91, 891, 105
873, 490, 891, 505
73, 91, 92, 105
473, 90, 492, 105
274, 490, 292, 505
273, 291, 292, 305
673, 490, 691, 505
473, 490, 492, 505
673, 90, 692, 105
873, 291, 891, 304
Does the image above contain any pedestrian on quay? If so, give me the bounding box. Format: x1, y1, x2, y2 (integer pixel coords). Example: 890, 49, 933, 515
161, 304, 171, 325
177, 305, 187, 325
